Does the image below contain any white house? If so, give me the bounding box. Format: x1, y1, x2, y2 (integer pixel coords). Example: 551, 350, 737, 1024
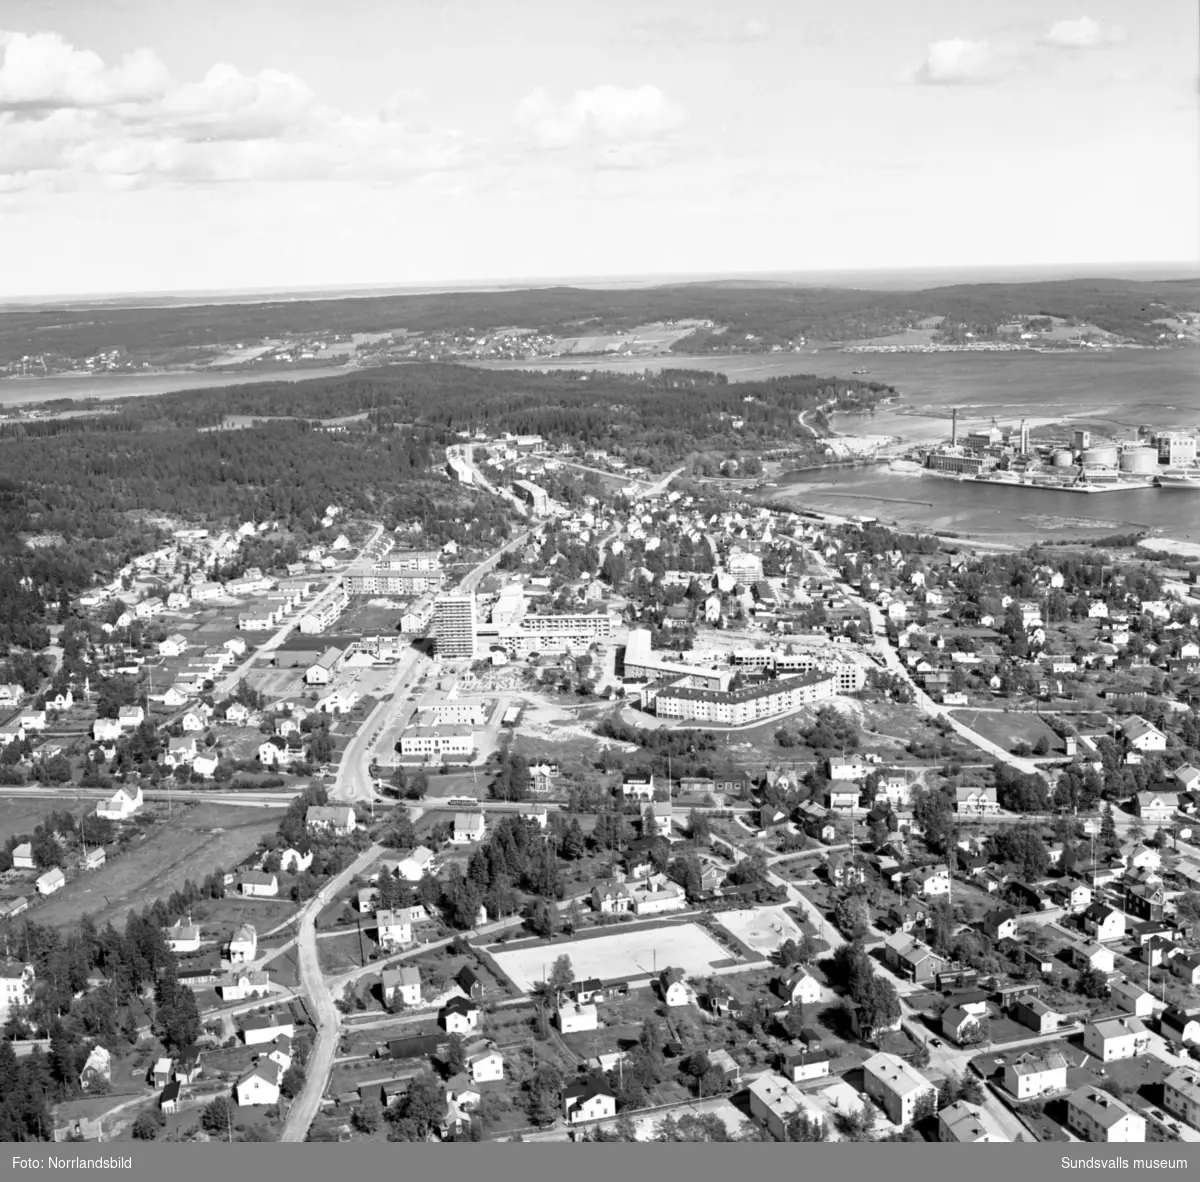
375, 910, 413, 950
862, 1052, 936, 1126
234, 1060, 281, 1107
562, 1079, 617, 1124
305, 805, 356, 836
238, 871, 278, 898
96, 784, 143, 821
0, 962, 35, 1020
278, 848, 313, 874
1122, 716, 1166, 752
1082, 1017, 1149, 1063
381, 966, 421, 1007
1066, 1087, 1146, 1142
439, 997, 479, 1034
241, 1013, 294, 1047
228, 923, 257, 963
393, 846, 435, 881
451, 813, 485, 845
92, 718, 124, 743
117, 705, 145, 729
556, 1002, 598, 1033
1110, 980, 1154, 1019
36, 868, 65, 895
659, 968, 693, 1007
747, 1071, 827, 1141
166, 919, 202, 953
1003, 1051, 1068, 1100
11, 843, 34, 870
467, 1043, 504, 1084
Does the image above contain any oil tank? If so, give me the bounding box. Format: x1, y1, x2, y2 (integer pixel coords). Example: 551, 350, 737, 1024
1120, 447, 1159, 475
1082, 446, 1119, 468
1052, 449, 1074, 468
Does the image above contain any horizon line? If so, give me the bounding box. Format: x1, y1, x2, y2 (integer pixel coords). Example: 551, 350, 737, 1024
2, 260, 1198, 307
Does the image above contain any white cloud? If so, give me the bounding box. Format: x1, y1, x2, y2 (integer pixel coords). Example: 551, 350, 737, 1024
1042, 17, 1126, 49
907, 39, 998, 85
514, 84, 683, 150
0, 30, 169, 109
0, 29, 467, 191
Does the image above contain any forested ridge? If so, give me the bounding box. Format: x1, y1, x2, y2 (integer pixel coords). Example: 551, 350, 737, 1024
2, 276, 1196, 361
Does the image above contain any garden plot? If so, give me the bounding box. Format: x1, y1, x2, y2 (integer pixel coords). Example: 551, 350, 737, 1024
490, 923, 730, 993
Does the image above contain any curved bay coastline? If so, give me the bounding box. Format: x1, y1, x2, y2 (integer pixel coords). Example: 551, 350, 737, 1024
4, 347, 1198, 548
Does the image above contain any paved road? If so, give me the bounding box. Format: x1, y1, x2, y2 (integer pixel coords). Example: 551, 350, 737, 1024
0, 784, 294, 807
278, 841, 385, 1143
811, 553, 1045, 779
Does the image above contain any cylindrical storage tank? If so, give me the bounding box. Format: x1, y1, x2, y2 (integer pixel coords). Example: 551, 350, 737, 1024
1052, 449, 1074, 468
1120, 448, 1158, 474
1082, 446, 1118, 468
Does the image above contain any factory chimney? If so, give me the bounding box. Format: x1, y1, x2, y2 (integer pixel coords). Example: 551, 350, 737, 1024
951, 408, 958, 447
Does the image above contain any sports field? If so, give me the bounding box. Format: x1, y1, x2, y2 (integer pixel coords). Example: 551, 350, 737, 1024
490, 922, 731, 993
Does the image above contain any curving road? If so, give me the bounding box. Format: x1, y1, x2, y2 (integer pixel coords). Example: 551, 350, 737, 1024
278, 841, 385, 1142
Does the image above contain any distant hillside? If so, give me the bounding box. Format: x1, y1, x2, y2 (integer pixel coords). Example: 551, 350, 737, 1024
1, 277, 1196, 362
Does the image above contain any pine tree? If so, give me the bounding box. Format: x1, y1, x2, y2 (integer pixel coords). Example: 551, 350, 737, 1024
1100, 803, 1118, 851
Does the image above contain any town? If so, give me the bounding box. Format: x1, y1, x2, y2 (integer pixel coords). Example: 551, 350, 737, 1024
1, 418, 1199, 1149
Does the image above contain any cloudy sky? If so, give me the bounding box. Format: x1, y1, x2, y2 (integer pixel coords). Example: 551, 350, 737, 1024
0, 0, 1196, 296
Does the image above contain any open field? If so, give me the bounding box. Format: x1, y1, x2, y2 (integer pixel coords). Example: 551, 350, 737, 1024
338, 598, 406, 634
0, 798, 63, 844
948, 709, 1064, 754
489, 922, 730, 993
246, 667, 309, 700
31, 803, 279, 928
714, 907, 806, 956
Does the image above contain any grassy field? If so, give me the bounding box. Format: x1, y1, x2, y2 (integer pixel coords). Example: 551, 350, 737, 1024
318, 929, 375, 974
245, 668, 310, 701
0, 798, 63, 844
338, 599, 405, 634
949, 709, 1064, 754
31, 803, 280, 929
201, 896, 300, 937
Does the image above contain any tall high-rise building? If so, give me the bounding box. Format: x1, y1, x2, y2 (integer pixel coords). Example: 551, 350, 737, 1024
1018, 419, 1030, 454
433, 593, 476, 660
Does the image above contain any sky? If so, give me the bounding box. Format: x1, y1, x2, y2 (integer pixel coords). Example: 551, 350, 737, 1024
0, 0, 1196, 297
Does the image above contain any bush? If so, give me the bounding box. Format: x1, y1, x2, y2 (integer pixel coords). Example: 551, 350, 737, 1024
131, 1112, 160, 1141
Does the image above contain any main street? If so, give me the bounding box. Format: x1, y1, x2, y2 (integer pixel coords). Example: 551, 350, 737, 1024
329, 526, 534, 806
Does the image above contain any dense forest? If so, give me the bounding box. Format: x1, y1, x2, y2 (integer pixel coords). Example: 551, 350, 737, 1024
2, 276, 1196, 362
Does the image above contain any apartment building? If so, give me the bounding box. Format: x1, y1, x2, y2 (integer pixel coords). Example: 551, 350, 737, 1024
656, 670, 835, 726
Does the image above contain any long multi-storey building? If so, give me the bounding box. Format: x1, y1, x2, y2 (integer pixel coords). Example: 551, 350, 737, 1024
656, 670, 835, 726
433, 593, 476, 660
298, 587, 350, 634
729, 646, 866, 694
344, 568, 444, 595
512, 480, 550, 514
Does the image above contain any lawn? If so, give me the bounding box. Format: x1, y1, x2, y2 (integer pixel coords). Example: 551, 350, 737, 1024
31, 803, 281, 929
191, 896, 301, 939
0, 798, 60, 844
949, 710, 1063, 755
318, 929, 375, 975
